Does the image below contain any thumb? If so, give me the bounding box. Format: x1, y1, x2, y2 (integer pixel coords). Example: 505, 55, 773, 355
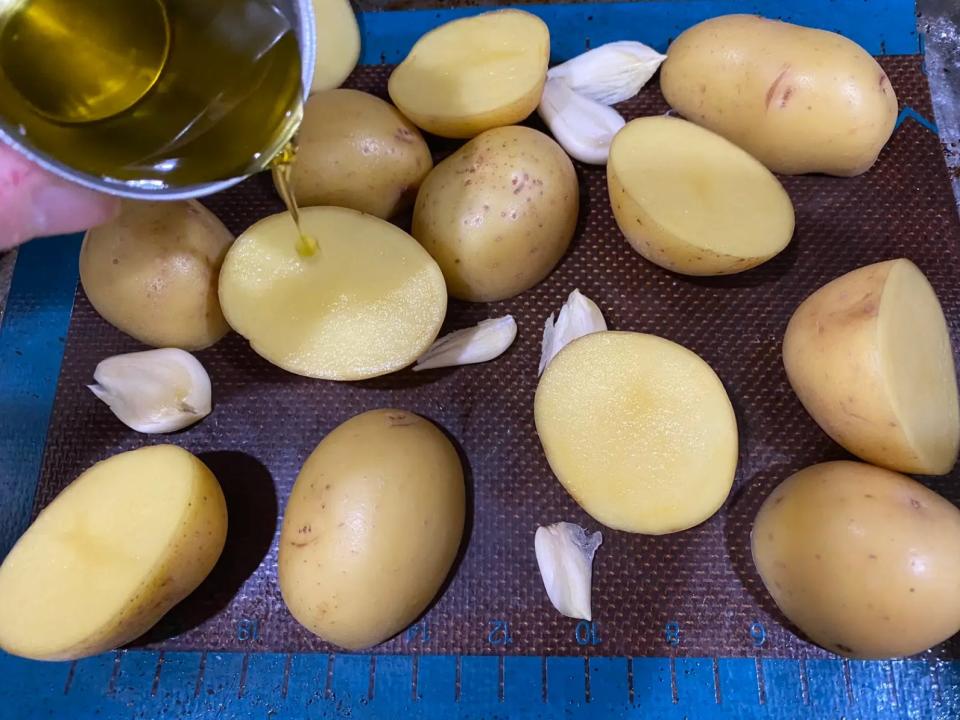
0, 145, 120, 250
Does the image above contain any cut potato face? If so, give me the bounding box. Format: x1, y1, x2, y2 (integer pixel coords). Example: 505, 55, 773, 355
0, 446, 227, 661
279, 409, 465, 650
310, 0, 361, 93
388, 10, 550, 138
783, 258, 960, 475
535, 331, 739, 534
218, 207, 447, 380
752, 461, 960, 658
607, 116, 795, 276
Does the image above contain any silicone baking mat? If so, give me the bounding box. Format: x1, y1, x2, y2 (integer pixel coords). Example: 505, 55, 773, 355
26, 56, 960, 663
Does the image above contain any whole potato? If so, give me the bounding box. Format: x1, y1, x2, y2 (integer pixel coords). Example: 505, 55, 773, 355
278, 89, 433, 219
412, 125, 578, 302
80, 200, 234, 350
660, 15, 898, 176
752, 461, 960, 658
0, 446, 226, 661
278, 409, 465, 650
783, 259, 959, 475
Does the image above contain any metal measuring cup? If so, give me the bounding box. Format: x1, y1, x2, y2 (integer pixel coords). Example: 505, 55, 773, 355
0, 0, 316, 200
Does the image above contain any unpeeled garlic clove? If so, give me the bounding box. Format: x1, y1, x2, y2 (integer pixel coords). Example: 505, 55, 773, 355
539, 289, 607, 375
535, 521, 603, 621
547, 40, 667, 106
538, 77, 625, 165
414, 315, 518, 371
88, 349, 212, 434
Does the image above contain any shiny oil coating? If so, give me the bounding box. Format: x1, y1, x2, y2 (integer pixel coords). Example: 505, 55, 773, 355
751, 461, 960, 658
218, 206, 447, 380
535, 331, 738, 534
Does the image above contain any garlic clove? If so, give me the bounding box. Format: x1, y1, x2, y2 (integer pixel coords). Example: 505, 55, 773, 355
548, 40, 667, 106
88, 348, 212, 434
539, 289, 607, 375
538, 77, 625, 165
535, 521, 603, 621
414, 315, 518, 372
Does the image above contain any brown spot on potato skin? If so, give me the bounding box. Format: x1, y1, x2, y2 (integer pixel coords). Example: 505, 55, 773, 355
835, 643, 854, 654
395, 127, 416, 144
765, 67, 791, 110
386, 413, 416, 427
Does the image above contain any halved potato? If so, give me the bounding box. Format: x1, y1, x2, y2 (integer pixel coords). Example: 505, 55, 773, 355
388, 10, 550, 138
218, 207, 447, 380
607, 116, 795, 275
783, 259, 960, 475
0, 446, 227, 661
310, 0, 361, 93
535, 331, 739, 534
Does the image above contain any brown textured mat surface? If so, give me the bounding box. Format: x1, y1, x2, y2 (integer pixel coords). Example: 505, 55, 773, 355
32, 57, 960, 660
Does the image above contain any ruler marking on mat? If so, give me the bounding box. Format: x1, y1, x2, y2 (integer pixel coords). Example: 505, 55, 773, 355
324, 653, 334, 700
497, 655, 505, 702
626, 656, 634, 705
62, 660, 77, 695
193, 652, 207, 698
107, 651, 121, 696
842, 658, 855, 705
237, 653, 250, 699
454, 655, 462, 702
886, 660, 899, 707
669, 655, 679, 704
368, 655, 376, 701
583, 657, 591, 704
150, 652, 164, 698
799, 658, 811, 705
411, 654, 420, 702
541, 655, 548, 703
754, 656, 766, 705
931, 661, 943, 705
712, 656, 722, 704
281, 653, 292, 699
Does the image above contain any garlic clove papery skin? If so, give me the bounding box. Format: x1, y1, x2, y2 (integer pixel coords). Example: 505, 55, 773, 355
547, 40, 667, 106
538, 77, 625, 165
535, 521, 603, 621
414, 315, 518, 371
539, 289, 608, 375
88, 348, 212, 434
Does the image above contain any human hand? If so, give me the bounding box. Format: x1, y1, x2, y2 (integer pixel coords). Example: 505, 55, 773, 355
0, 144, 120, 250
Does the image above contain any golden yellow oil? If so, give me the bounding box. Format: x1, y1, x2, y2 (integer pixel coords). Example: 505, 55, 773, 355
0, 0, 304, 188
271, 142, 318, 258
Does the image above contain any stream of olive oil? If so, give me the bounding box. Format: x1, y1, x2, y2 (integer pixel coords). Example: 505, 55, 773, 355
0, 0, 304, 187
271, 142, 318, 258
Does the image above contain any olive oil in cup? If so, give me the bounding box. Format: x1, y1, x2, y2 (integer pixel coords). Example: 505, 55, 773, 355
0, 0, 314, 197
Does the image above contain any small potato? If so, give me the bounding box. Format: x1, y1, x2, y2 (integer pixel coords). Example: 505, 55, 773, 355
80, 200, 234, 350
752, 461, 960, 658
388, 10, 549, 138
413, 126, 578, 302
218, 207, 447, 380
607, 116, 794, 276
660, 15, 898, 176
783, 259, 960, 475
278, 89, 433, 219
535, 331, 738, 534
0, 446, 227, 661
278, 409, 465, 650
310, 0, 361, 93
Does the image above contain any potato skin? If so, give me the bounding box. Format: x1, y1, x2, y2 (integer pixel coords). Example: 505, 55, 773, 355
412, 126, 578, 302
80, 200, 234, 350
278, 409, 465, 650
660, 14, 898, 176
751, 461, 960, 658
783, 259, 959, 475
280, 89, 433, 219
